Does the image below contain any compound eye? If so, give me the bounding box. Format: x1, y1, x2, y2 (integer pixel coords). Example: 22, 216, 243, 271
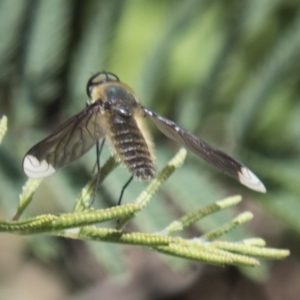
86, 72, 119, 98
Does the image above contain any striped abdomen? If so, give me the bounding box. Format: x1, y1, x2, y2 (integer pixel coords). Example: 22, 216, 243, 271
107, 114, 155, 180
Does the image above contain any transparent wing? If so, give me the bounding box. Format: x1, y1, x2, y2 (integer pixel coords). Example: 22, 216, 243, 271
23, 104, 107, 178
142, 107, 266, 193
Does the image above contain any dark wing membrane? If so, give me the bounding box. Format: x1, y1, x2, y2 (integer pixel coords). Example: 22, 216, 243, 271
142, 107, 266, 193
23, 104, 107, 178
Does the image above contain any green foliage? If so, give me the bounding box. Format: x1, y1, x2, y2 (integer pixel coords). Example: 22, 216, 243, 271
0, 0, 299, 278
0, 131, 289, 266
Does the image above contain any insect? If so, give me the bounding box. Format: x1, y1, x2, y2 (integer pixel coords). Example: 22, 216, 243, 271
23, 71, 266, 204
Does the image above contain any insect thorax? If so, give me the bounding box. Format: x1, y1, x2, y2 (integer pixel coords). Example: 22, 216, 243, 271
104, 85, 138, 117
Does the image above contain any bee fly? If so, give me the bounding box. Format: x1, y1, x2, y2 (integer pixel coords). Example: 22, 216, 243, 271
23, 71, 266, 205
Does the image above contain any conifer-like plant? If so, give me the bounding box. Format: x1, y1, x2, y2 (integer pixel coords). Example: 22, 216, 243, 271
0, 115, 289, 267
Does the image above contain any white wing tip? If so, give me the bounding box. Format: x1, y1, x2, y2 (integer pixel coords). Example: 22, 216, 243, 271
23, 155, 56, 178
238, 167, 266, 193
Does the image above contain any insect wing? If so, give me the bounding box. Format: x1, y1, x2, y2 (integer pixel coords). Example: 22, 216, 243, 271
142, 107, 266, 193
23, 105, 107, 178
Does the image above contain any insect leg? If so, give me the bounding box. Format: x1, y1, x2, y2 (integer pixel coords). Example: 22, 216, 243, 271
117, 176, 134, 206
89, 138, 106, 207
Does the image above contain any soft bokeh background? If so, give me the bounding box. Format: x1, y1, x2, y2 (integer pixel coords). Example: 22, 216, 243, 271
1, 0, 300, 299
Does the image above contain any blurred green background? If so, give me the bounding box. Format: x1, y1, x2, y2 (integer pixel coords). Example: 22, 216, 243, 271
1, 0, 300, 299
